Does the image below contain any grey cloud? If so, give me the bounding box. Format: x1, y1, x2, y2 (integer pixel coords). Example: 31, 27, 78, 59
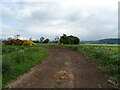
1, 2, 118, 41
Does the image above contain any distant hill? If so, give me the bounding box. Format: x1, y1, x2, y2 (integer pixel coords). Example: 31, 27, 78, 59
81, 38, 120, 44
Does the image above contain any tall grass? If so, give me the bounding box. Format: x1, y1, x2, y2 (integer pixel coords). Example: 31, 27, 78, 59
0, 44, 2, 89
77, 45, 119, 85
2, 45, 49, 87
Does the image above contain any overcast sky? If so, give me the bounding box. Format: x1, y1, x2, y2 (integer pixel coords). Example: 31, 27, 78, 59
0, 0, 119, 41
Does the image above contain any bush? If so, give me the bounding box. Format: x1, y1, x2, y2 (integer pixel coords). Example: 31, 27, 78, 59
42, 39, 49, 43
60, 34, 80, 44
3, 39, 36, 46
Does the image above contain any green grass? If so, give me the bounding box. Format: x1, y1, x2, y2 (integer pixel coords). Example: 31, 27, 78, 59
42, 43, 119, 87
2, 45, 49, 87
2, 43, 119, 87
0, 44, 2, 89
78, 45, 119, 87
80, 43, 119, 46
105, 46, 119, 52
80, 43, 119, 52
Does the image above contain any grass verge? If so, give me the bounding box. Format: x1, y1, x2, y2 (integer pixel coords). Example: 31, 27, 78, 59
2, 45, 49, 87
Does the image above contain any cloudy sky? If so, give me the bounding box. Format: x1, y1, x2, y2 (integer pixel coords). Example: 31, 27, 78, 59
0, 0, 119, 41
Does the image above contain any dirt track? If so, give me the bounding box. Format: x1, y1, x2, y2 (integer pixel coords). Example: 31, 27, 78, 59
8, 47, 113, 88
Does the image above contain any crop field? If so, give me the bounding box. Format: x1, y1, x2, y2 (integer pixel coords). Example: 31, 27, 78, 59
2, 45, 49, 87
41, 43, 119, 86
80, 44, 119, 51
80, 44, 119, 46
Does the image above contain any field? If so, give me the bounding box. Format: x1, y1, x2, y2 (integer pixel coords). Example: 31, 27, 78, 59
41, 43, 119, 86
1, 43, 120, 88
2, 45, 49, 87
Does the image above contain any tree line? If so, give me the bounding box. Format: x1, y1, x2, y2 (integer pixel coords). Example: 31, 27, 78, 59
3, 34, 80, 44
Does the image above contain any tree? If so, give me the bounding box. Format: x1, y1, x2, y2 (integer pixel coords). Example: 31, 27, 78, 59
33, 40, 39, 43
7, 37, 12, 41
60, 34, 80, 44
40, 37, 44, 43
14, 35, 20, 39
43, 39, 49, 43
60, 34, 69, 44
29, 37, 32, 41
54, 36, 59, 43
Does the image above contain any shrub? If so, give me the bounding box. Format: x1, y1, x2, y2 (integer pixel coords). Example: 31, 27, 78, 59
3, 39, 36, 46
42, 39, 49, 43
60, 34, 80, 44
